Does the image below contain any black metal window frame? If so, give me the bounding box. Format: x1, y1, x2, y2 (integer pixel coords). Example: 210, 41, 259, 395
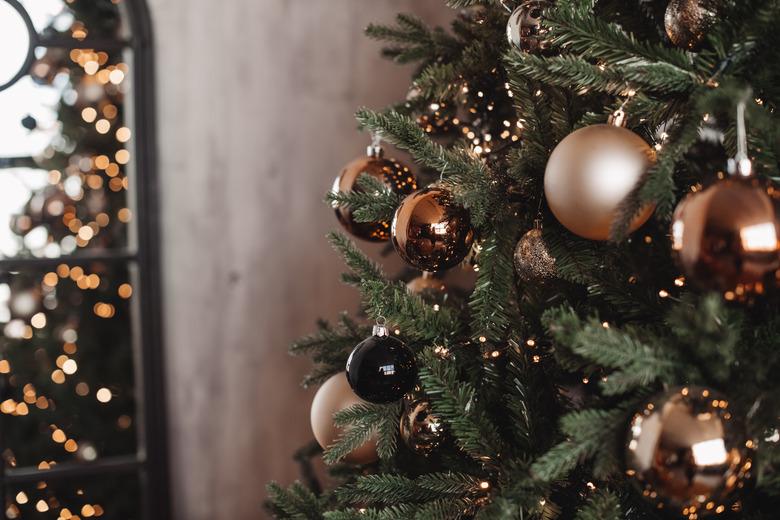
0, 1, 170, 517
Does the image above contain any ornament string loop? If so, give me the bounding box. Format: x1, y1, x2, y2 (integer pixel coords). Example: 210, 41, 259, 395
728, 91, 753, 178
499, 0, 514, 13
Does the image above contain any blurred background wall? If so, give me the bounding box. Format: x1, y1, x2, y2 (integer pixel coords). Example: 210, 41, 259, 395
146, 1, 449, 518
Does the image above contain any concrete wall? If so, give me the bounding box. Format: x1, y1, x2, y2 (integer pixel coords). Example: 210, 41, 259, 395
147, 2, 449, 518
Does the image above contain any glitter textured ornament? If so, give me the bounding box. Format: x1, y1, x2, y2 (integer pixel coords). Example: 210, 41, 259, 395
310, 374, 378, 465
331, 145, 417, 242
625, 387, 754, 517
671, 179, 780, 298
665, 0, 717, 50
514, 223, 556, 281
392, 187, 474, 272
544, 124, 656, 240
400, 398, 445, 455
346, 324, 417, 403
506, 1, 552, 53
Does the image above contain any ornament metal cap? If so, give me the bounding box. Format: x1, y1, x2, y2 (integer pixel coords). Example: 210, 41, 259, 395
367, 132, 384, 158
373, 316, 389, 337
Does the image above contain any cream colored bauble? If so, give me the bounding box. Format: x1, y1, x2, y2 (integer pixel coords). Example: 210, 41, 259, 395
544, 124, 657, 240
310, 373, 378, 465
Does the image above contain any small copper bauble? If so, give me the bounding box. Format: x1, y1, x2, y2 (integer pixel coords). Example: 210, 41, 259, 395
506, 1, 552, 53
665, 0, 717, 50
514, 225, 556, 281
544, 124, 656, 240
671, 179, 780, 298
310, 374, 378, 465
392, 187, 474, 272
400, 398, 445, 456
331, 146, 417, 242
625, 386, 754, 517
346, 325, 417, 404
406, 272, 447, 296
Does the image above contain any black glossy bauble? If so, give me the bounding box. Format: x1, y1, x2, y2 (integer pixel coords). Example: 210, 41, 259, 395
346, 333, 417, 404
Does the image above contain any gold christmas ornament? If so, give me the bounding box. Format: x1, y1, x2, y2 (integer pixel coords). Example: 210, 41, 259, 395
625, 387, 754, 517
506, 1, 552, 53
310, 374, 378, 465
514, 222, 556, 281
331, 145, 417, 242
544, 124, 656, 240
665, 0, 717, 50
399, 398, 445, 456
392, 187, 475, 272
671, 179, 780, 298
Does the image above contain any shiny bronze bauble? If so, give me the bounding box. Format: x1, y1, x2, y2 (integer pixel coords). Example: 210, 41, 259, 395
514, 226, 556, 281
331, 148, 417, 241
625, 387, 754, 517
392, 187, 474, 272
544, 124, 656, 240
310, 374, 378, 465
671, 179, 780, 298
400, 398, 445, 456
506, 1, 552, 53
665, 0, 717, 50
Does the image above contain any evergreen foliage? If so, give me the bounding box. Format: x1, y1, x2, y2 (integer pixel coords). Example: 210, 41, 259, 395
269, 0, 780, 518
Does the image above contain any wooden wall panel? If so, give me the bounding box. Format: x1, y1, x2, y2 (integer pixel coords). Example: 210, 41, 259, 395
146, 1, 450, 518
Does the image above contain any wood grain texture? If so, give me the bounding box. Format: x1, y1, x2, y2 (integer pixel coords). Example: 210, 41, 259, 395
146, 1, 450, 518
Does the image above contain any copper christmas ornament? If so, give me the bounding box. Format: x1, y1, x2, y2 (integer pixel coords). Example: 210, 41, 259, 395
331, 146, 417, 242
506, 1, 552, 53
544, 124, 656, 240
310, 374, 378, 465
625, 387, 754, 517
400, 398, 445, 456
391, 187, 474, 272
665, 0, 717, 50
406, 272, 447, 295
671, 179, 780, 298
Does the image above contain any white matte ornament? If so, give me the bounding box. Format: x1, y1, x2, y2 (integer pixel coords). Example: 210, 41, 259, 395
544, 124, 657, 240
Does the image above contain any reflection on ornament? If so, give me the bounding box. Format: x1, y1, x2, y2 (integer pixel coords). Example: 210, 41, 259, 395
392, 187, 474, 272
400, 398, 445, 456
332, 146, 418, 242
625, 387, 754, 517
671, 179, 780, 299
544, 124, 656, 240
506, 1, 552, 53
310, 374, 378, 465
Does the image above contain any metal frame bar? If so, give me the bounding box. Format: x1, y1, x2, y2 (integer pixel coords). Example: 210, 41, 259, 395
0, 0, 171, 517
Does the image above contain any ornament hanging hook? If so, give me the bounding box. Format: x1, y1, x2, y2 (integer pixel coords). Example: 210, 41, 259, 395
373, 315, 389, 337
728, 90, 753, 178
608, 85, 636, 127
367, 132, 383, 158
500, 0, 514, 13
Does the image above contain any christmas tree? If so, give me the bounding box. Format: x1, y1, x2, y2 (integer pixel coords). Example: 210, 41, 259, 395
267, 1, 780, 518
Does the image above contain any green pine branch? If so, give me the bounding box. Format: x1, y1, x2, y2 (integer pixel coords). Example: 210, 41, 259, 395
328, 232, 458, 342
266, 481, 325, 520
355, 108, 495, 227
417, 349, 504, 460
326, 174, 403, 224
574, 490, 622, 520
324, 402, 402, 464
469, 220, 521, 342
